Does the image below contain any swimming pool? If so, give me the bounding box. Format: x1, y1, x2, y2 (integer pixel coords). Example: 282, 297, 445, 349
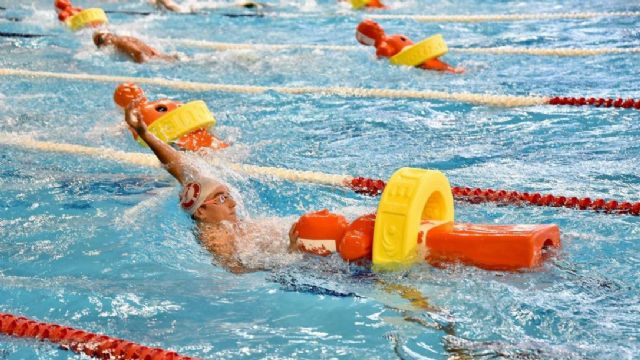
1, 0, 639, 358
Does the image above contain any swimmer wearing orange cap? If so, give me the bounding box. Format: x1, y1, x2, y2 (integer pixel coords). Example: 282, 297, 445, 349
356, 19, 463, 73
93, 30, 178, 64
114, 83, 229, 151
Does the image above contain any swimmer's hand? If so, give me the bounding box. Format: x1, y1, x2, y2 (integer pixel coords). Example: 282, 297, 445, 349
124, 98, 147, 135
288, 222, 299, 252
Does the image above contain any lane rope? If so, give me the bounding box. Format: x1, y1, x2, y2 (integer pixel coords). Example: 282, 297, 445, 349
0, 312, 197, 360
1, 133, 638, 216
2, 68, 638, 110
367, 11, 640, 23
173, 39, 640, 57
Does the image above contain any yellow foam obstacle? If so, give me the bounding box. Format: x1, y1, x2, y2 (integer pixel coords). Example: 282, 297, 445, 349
137, 101, 216, 147
372, 168, 455, 270
67, 8, 108, 31
390, 34, 449, 67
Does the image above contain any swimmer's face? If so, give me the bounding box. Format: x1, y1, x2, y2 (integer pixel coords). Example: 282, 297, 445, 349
194, 185, 238, 224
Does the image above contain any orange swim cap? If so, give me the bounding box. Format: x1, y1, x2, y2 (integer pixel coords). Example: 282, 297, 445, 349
356, 19, 385, 46
113, 83, 146, 109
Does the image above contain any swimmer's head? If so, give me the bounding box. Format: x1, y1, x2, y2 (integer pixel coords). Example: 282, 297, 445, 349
93, 30, 113, 47
356, 19, 384, 46
180, 178, 237, 223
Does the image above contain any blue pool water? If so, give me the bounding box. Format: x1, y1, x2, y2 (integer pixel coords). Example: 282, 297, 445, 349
1, 0, 639, 358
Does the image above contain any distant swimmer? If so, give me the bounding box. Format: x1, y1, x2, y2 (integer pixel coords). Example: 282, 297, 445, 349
356, 19, 464, 74
92, 30, 178, 63
149, 0, 187, 12
149, 0, 270, 13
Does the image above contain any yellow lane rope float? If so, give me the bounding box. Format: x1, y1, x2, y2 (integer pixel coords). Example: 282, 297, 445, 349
0, 68, 549, 108
170, 38, 640, 57
368, 11, 640, 23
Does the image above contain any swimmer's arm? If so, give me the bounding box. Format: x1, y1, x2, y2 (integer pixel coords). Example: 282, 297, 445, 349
156, 0, 186, 12
288, 221, 300, 252
125, 102, 188, 183
199, 230, 249, 274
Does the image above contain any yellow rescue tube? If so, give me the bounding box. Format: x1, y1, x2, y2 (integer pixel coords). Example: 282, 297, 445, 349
67, 8, 108, 32
138, 101, 216, 147
390, 34, 448, 67
372, 167, 455, 270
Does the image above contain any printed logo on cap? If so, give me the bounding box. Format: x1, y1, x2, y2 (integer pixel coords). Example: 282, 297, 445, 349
180, 182, 201, 210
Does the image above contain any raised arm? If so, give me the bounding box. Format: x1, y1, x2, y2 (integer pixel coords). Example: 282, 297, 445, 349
124, 100, 189, 184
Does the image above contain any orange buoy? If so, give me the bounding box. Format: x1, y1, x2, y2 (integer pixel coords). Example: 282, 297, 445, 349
338, 213, 375, 261
425, 222, 560, 271
113, 83, 146, 109
295, 209, 349, 256
355, 19, 462, 73
113, 83, 227, 151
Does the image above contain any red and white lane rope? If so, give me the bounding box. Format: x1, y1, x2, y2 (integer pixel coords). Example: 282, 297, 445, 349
348, 177, 640, 216
0, 313, 197, 360
172, 39, 640, 57
1, 68, 639, 111
1, 133, 638, 216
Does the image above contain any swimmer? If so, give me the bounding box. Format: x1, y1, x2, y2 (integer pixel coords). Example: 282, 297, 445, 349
124, 99, 295, 273
149, 0, 188, 13
356, 19, 464, 74
149, 0, 269, 13
93, 30, 178, 64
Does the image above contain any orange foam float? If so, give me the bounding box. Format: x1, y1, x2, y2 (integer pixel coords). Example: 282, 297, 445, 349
113, 83, 229, 151
355, 19, 462, 74
296, 168, 560, 271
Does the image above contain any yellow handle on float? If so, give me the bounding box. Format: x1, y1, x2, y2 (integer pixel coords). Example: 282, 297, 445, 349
372, 167, 455, 271
390, 34, 448, 67
350, 0, 370, 9
138, 101, 216, 147
68, 8, 108, 32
